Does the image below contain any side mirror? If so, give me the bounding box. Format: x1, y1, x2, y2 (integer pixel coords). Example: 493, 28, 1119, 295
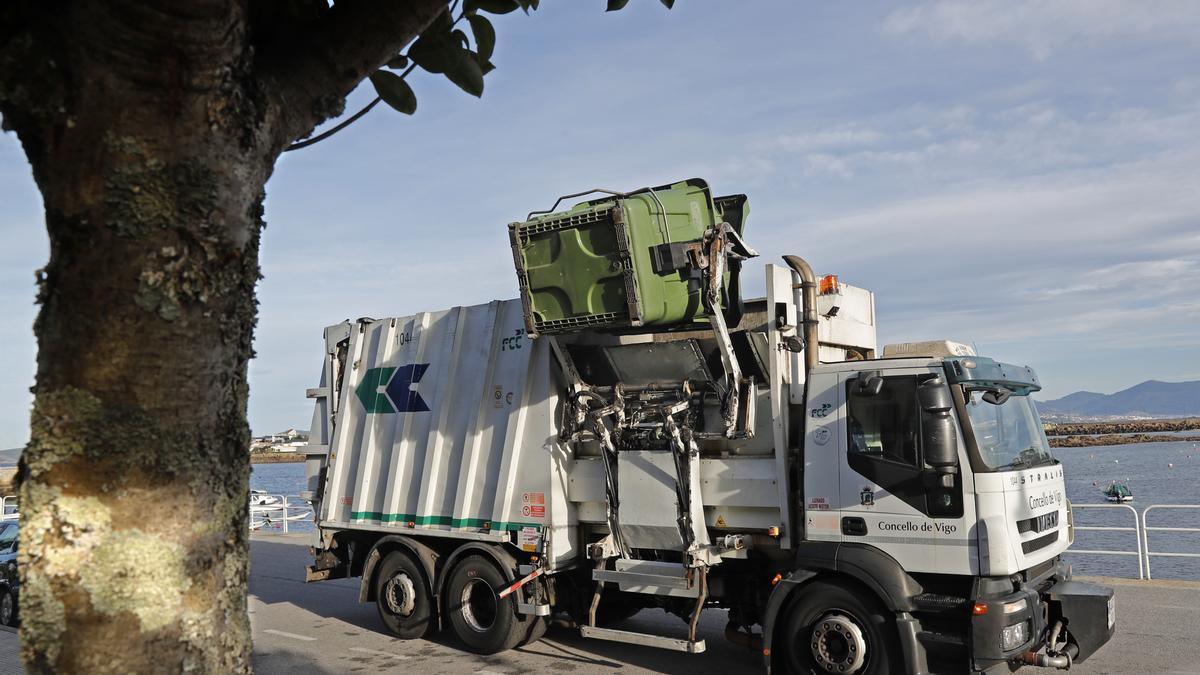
854, 371, 884, 397
918, 377, 959, 477
982, 388, 1011, 405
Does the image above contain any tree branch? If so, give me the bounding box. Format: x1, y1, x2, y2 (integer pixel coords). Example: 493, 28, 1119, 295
257, 0, 447, 152
283, 96, 380, 152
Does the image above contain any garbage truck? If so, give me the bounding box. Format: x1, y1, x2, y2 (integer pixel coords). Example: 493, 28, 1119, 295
301, 179, 1114, 674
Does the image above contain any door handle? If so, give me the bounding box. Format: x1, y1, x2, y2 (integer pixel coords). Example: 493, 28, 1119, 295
841, 516, 867, 536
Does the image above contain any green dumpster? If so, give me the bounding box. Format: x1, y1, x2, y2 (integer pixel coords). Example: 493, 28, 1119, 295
509, 179, 746, 335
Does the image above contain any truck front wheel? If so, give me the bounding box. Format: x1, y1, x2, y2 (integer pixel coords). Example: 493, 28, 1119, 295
781, 581, 898, 675
374, 550, 433, 639
445, 555, 523, 654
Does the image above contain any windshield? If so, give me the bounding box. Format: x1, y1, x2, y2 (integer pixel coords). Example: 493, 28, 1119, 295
962, 389, 1055, 472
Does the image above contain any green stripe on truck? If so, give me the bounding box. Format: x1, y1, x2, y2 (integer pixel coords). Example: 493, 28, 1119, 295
349, 511, 541, 532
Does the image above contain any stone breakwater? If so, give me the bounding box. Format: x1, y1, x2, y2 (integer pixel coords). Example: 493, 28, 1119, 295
1049, 433, 1200, 448
250, 453, 306, 464
1044, 418, 1200, 437
1043, 418, 1200, 447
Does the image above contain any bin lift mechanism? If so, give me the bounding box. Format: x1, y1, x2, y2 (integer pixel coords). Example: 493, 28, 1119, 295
543, 211, 760, 643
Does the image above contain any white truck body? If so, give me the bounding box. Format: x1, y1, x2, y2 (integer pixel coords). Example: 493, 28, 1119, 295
303, 231, 1111, 673
306, 271, 877, 569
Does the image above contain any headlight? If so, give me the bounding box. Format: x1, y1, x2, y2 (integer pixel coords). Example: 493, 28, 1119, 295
1003, 597, 1028, 614
1000, 620, 1030, 651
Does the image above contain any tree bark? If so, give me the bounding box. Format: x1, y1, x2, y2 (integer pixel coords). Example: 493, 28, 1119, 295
0, 0, 446, 670
7, 4, 265, 670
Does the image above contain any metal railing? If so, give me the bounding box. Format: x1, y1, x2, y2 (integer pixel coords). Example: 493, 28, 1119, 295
249, 494, 314, 534
1068, 503, 1144, 579
1141, 505, 1200, 580
0, 494, 1194, 574
0, 493, 314, 531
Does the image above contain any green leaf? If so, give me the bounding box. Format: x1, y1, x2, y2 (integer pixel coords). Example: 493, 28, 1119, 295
444, 49, 486, 97
452, 29, 470, 49
465, 0, 520, 14
408, 9, 458, 75
659, 0, 675, 7
386, 54, 409, 70
408, 33, 453, 74
467, 14, 496, 62
516, 0, 539, 12
473, 51, 497, 75
606, 0, 630, 10
369, 70, 417, 115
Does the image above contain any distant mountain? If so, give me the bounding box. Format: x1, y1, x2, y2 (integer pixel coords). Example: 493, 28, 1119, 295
0, 448, 20, 467
1037, 380, 1200, 420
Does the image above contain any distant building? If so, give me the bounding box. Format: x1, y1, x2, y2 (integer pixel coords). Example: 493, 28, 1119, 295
250, 429, 309, 454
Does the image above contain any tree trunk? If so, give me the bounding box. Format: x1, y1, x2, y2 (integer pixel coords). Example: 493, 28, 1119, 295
6, 5, 269, 672
19, 123, 266, 673
0, 2, 448, 670
18, 148, 264, 672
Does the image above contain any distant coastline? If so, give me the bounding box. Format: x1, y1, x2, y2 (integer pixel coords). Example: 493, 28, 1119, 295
1045, 418, 1200, 448
251, 453, 306, 464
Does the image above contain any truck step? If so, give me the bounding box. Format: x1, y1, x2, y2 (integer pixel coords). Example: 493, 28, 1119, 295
593, 559, 700, 598
580, 625, 706, 653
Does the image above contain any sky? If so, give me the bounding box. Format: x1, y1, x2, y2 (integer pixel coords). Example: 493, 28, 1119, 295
1, 1, 1198, 447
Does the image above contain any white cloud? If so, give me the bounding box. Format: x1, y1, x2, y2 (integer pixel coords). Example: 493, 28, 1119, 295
774, 127, 885, 153
882, 0, 1200, 59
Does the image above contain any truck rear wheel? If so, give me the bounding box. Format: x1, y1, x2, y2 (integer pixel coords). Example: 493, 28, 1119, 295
445, 555, 523, 654
374, 550, 433, 640
781, 581, 898, 675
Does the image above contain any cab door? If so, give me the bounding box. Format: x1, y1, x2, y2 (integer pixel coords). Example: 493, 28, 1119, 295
836, 368, 977, 575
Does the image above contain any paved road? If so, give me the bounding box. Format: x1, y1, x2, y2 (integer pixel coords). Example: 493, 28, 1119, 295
250, 534, 1200, 674
1, 533, 1198, 673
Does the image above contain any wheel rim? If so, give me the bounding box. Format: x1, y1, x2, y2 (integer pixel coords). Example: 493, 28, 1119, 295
809, 611, 867, 673
460, 578, 498, 633
383, 572, 417, 617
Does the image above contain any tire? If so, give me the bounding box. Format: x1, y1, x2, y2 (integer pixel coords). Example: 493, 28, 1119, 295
516, 614, 549, 646
444, 555, 523, 654
0, 588, 16, 628
780, 581, 898, 675
374, 550, 433, 640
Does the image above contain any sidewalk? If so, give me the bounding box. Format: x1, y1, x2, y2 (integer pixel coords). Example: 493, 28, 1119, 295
0, 626, 20, 675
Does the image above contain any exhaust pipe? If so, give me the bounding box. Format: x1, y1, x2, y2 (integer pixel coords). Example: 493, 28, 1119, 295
1021, 642, 1078, 669
781, 255, 820, 376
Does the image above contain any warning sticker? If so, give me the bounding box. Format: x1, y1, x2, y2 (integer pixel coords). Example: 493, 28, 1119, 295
715, 515, 727, 528
521, 492, 546, 518
518, 526, 541, 552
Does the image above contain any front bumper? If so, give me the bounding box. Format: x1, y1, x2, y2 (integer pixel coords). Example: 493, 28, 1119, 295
971, 559, 1114, 671
1045, 579, 1115, 662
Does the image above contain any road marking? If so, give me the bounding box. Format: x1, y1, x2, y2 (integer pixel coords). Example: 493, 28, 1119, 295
263, 629, 317, 642
349, 647, 411, 660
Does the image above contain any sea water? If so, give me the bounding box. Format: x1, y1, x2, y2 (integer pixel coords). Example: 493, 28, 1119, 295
251, 441, 1200, 579
249, 461, 315, 534
1057, 440, 1200, 580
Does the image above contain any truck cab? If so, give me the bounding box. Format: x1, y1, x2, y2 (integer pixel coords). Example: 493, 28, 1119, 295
795, 347, 1105, 672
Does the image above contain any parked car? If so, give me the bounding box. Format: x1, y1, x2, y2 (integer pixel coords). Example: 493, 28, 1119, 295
0, 521, 17, 627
